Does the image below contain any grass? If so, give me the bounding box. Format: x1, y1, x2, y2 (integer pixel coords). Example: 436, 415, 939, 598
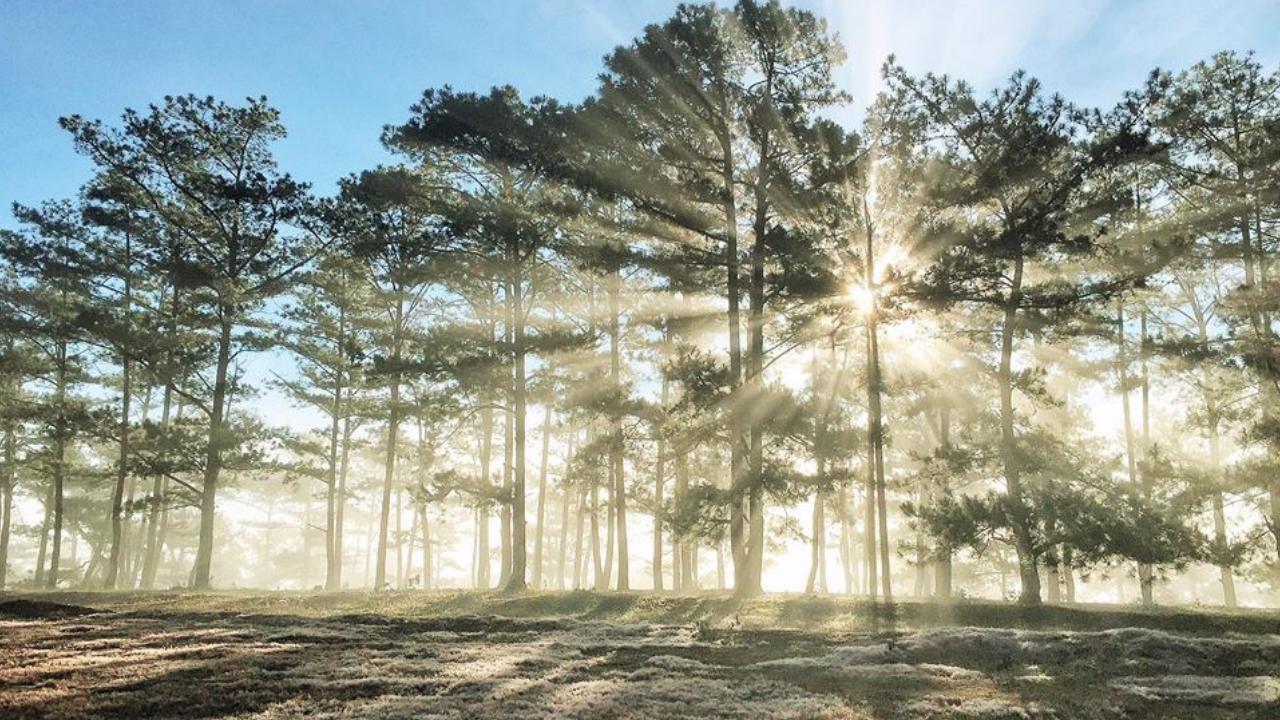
3, 590, 1279, 719
6, 588, 1278, 634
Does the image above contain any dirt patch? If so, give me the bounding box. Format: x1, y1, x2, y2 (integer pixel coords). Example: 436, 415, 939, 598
0, 599, 103, 620
3, 595, 1279, 719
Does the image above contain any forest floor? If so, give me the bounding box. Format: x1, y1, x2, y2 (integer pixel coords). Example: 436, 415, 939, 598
2, 590, 1279, 719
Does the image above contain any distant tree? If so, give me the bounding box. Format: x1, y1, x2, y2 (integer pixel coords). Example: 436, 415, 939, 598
336, 166, 446, 590
0, 201, 98, 588
276, 238, 374, 590
61, 95, 318, 588
884, 63, 1159, 603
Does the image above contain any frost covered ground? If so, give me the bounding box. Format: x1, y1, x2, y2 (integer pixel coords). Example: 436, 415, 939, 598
2, 592, 1279, 719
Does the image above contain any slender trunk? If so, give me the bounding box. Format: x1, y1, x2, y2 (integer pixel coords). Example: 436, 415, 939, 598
0, 426, 14, 589
738, 79, 772, 597
402, 492, 415, 585
498, 283, 515, 587
1117, 305, 1150, 606
364, 488, 376, 587
838, 486, 854, 595
1209, 425, 1238, 607
720, 110, 747, 599
934, 403, 953, 597
863, 466, 876, 597
608, 270, 629, 591
421, 499, 431, 590
1062, 547, 1076, 602
590, 472, 603, 589
574, 485, 588, 589
335, 416, 352, 587
533, 405, 552, 589
46, 340, 69, 589
653, 377, 668, 591
676, 450, 693, 591
602, 472, 615, 589
375, 295, 404, 590
716, 540, 725, 591
106, 235, 133, 589
807, 364, 828, 594
1138, 310, 1155, 604
500, 403, 513, 585
914, 472, 927, 598
864, 217, 891, 603
478, 400, 493, 589
325, 304, 347, 590
35, 479, 52, 586
142, 286, 179, 590
395, 485, 404, 587
806, 487, 826, 594
192, 308, 233, 589
999, 255, 1039, 604
505, 269, 528, 592
556, 429, 576, 589
1046, 538, 1061, 603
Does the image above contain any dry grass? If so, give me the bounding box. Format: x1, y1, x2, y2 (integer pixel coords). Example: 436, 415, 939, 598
2, 591, 1278, 719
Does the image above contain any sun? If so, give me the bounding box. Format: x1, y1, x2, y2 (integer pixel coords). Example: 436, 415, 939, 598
848, 283, 877, 316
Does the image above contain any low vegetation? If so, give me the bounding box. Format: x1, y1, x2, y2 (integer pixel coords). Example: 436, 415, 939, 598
3, 591, 1279, 719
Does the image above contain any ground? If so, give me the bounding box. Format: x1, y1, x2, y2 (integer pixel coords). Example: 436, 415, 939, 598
2, 591, 1279, 719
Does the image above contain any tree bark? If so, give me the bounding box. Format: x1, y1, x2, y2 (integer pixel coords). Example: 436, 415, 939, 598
556, 428, 576, 589
374, 294, 404, 590
106, 234, 133, 589
609, 271, 629, 591
533, 405, 553, 589
192, 309, 233, 589
0, 425, 14, 590
998, 255, 1040, 605
865, 224, 891, 604
934, 403, 953, 597
46, 339, 69, 589
653, 377, 668, 591
324, 302, 347, 591
504, 268, 528, 591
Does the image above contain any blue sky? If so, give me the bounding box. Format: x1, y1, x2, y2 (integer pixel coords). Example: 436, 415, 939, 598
2, 0, 1278, 227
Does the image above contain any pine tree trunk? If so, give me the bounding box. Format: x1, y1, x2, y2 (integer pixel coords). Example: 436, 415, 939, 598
106, 235, 133, 589
998, 255, 1040, 604
193, 310, 233, 590
324, 305, 346, 590
142, 287, 180, 590
477, 402, 493, 589
375, 296, 404, 590
505, 269, 528, 592
676, 451, 692, 591
395, 485, 404, 587
533, 405, 552, 589
573, 486, 587, 589
591, 478, 604, 589
1209, 427, 1238, 607
421, 500, 431, 590
601, 477, 615, 590
934, 404, 953, 598
837, 486, 853, 595
604, 271, 629, 591
807, 487, 825, 595
46, 340, 69, 589
652, 379, 667, 591
0, 426, 13, 590
867, 271, 891, 604
556, 429, 576, 590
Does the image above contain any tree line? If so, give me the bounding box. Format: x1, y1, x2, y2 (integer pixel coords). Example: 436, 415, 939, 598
1, 1, 1277, 606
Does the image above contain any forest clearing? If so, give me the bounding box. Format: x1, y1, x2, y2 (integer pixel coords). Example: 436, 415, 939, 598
3, 591, 1280, 719
3, 0, 1280, 717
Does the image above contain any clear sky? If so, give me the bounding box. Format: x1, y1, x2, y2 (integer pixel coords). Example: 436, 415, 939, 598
3, 0, 1279, 229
